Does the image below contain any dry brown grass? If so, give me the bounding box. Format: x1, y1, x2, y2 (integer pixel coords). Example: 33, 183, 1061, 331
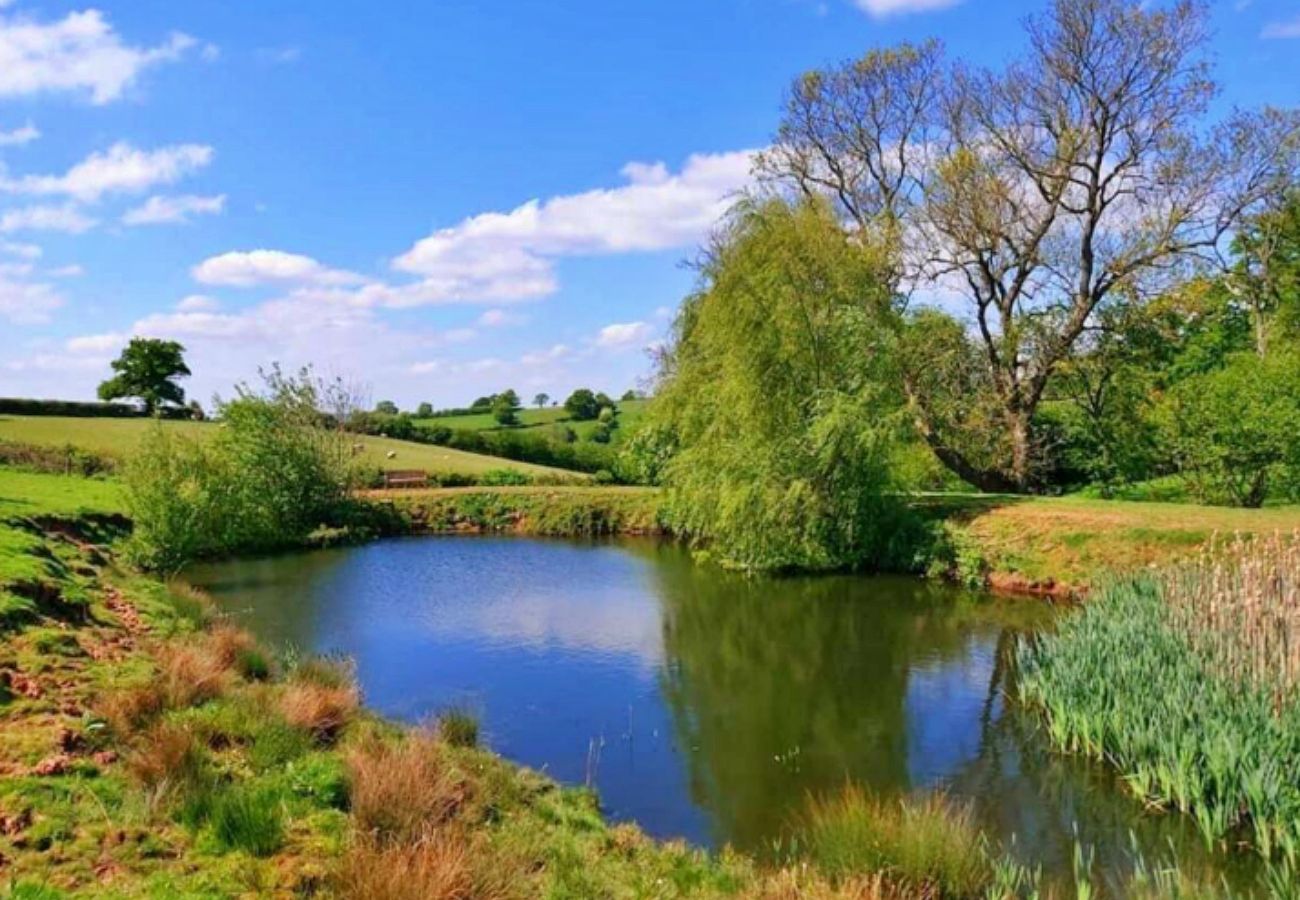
279, 680, 359, 743
336, 831, 516, 900
1167, 532, 1300, 698
753, 867, 895, 899
98, 682, 166, 737
347, 733, 472, 845
125, 720, 205, 793
157, 641, 229, 708
207, 623, 256, 668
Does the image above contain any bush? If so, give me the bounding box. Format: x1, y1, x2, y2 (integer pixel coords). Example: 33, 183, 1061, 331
1164, 350, 1300, 506
0, 440, 117, 477
476, 469, 531, 487
124, 369, 358, 570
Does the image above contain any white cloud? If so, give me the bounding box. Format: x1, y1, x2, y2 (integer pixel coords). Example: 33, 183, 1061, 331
391, 150, 754, 304
0, 274, 61, 323
191, 249, 366, 287
47, 263, 82, 277
1262, 15, 1300, 38
852, 0, 961, 16
0, 9, 194, 104
66, 332, 126, 353
595, 321, 653, 349
256, 46, 301, 65
176, 294, 219, 311
2, 142, 214, 202
122, 193, 226, 225
0, 121, 38, 146
0, 203, 96, 233
520, 343, 571, 366
0, 260, 31, 276
476, 308, 527, 327
0, 239, 40, 258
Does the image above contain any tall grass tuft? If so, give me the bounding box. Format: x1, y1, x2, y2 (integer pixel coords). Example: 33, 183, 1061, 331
347, 733, 471, 846
209, 785, 286, 857
435, 708, 479, 749
1020, 532, 1300, 861
796, 787, 993, 896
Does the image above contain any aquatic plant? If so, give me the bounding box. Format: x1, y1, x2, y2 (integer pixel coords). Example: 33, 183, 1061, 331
1020, 534, 1300, 861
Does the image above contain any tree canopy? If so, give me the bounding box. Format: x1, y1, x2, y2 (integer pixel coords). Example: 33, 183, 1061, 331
97, 338, 191, 415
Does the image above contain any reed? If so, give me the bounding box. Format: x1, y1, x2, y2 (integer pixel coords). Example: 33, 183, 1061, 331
1019, 533, 1300, 862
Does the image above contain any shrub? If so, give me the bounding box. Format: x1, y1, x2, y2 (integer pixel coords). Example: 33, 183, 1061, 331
477, 469, 531, 487
1164, 350, 1300, 506
347, 734, 470, 845
798, 788, 991, 895
209, 785, 286, 857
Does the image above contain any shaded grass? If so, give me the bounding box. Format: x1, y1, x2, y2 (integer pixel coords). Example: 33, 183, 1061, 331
373, 485, 664, 536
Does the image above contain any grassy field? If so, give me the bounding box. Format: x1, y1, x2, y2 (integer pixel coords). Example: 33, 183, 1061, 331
0, 468, 125, 519
0, 415, 584, 481
933, 494, 1300, 593
416, 397, 648, 440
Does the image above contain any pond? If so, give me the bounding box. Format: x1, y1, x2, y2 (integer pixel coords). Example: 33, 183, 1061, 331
187, 535, 1255, 892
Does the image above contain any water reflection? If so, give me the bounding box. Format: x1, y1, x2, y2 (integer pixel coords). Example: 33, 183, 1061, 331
187, 536, 1256, 890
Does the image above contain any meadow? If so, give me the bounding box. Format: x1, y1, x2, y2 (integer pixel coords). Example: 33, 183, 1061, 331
415, 397, 648, 440
0, 415, 584, 482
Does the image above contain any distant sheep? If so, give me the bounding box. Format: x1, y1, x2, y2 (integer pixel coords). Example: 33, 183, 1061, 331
385, 451, 397, 459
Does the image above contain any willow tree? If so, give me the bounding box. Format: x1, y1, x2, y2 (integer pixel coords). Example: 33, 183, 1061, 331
759, 0, 1300, 492
648, 198, 906, 571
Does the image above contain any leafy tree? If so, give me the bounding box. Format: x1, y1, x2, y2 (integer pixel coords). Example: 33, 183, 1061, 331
97, 338, 191, 415
564, 388, 601, 421
415, 402, 434, 418
594, 392, 616, 412
647, 198, 908, 571
492, 389, 521, 426
1225, 189, 1300, 354
375, 400, 399, 415
469, 395, 494, 411
1163, 351, 1300, 507
621, 389, 640, 402
759, 0, 1299, 492
533, 392, 550, 409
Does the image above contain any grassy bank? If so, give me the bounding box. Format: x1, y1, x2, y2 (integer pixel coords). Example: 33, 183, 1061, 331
0, 415, 582, 483
368, 485, 664, 537
923, 494, 1300, 596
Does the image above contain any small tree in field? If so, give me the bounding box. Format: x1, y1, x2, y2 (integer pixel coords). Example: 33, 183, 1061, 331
492, 389, 521, 426
375, 400, 399, 415
533, 392, 550, 409
416, 402, 434, 418
97, 338, 191, 415
564, 388, 601, 421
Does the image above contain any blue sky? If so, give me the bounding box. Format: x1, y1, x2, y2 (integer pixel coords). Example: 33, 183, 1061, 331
3, 0, 1299, 408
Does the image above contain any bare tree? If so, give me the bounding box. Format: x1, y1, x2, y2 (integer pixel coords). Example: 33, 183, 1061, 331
760, 0, 1299, 492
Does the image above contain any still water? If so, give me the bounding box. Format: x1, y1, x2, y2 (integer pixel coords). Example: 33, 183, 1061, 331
188, 535, 1252, 890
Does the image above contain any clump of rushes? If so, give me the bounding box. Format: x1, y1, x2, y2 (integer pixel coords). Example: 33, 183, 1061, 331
98, 681, 166, 737
209, 784, 286, 857
796, 787, 993, 897
436, 707, 479, 749
125, 721, 208, 803
336, 831, 514, 900
157, 641, 229, 708
347, 733, 470, 845
279, 657, 360, 743
1020, 533, 1300, 862
208, 623, 272, 681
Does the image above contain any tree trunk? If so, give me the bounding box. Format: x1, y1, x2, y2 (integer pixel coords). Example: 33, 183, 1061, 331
1007, 410, 1033, 494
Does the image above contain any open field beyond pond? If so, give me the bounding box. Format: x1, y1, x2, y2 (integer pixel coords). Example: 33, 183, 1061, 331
0, 415, 585, 481
415, 398, 647, 439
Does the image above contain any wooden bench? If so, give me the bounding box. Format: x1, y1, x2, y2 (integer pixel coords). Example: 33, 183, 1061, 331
382, 469, 429, 489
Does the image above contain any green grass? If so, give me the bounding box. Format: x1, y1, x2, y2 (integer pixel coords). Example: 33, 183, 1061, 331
927, 493, 1300, 591
416, 397, 648, 440
0, 469, 125, 519
0, 415, 582, 481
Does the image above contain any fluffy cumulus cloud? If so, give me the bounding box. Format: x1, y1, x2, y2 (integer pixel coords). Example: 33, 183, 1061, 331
595, 320, 654, 350
2, 142, 214, 202
122, 193, 226, 225
852, 0, 961, 16
0, 8, 194, 104
391, 150, 755, 304
0, 239, 40, 258
191, 250, 365, 288
0, 120, 38, 146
